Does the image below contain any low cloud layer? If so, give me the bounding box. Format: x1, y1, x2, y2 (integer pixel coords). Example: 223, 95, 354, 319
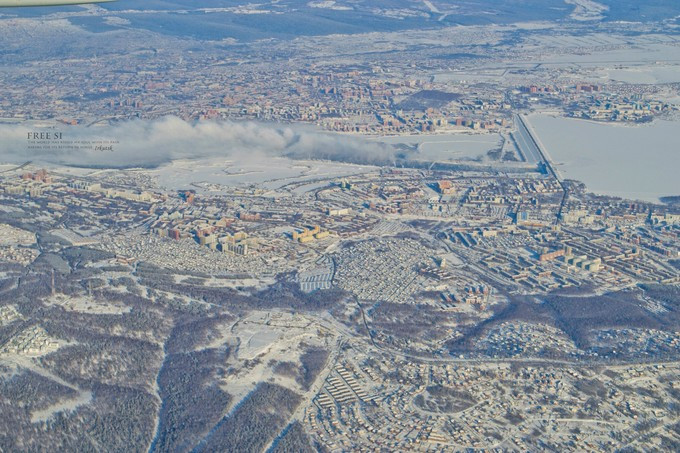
0, 116, 394, 168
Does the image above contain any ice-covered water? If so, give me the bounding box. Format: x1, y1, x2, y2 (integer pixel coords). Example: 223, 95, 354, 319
152, 157, 373, 193
601, 65, 680, 84
374, 133, 502, 161
527, 114, 680, 203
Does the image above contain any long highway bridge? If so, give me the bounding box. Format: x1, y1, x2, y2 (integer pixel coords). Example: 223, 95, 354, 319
513, 114, 568, 223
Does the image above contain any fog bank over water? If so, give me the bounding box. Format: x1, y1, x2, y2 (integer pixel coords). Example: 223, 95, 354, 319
0, 117, 393, 168
527, 114, 680, 203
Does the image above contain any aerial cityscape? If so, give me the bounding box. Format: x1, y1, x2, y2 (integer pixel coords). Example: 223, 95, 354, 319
0, 0, 679, 451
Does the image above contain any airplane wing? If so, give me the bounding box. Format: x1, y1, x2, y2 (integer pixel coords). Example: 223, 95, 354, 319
0, 0, 115, 6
